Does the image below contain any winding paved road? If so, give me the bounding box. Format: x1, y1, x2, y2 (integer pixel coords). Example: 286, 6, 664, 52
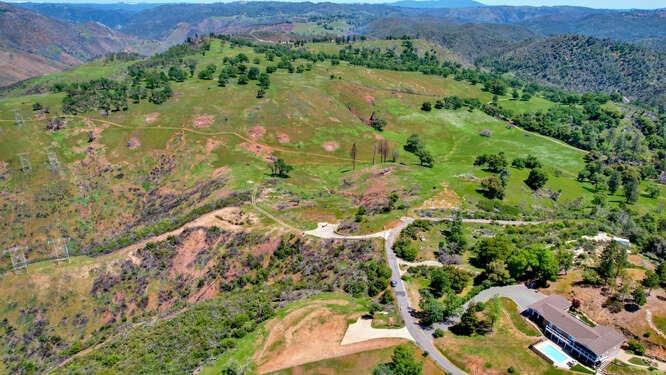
304, 216, 550, 375
384, 217, 467, 375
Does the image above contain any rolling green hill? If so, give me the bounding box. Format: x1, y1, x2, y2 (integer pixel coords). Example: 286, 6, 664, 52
1, 36, 663, 269
0, 36, 664, 373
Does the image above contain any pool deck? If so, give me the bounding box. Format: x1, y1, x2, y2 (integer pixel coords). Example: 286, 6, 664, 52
533, 340, 576, 369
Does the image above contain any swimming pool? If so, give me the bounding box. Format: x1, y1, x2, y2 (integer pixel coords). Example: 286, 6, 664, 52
533, 340, 574, 368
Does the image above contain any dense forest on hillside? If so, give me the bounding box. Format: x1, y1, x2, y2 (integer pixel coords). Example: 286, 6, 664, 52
365, 17, 536, 63
481, 35, 666, 109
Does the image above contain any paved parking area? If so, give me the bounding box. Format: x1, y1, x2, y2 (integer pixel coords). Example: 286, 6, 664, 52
469, 284, 546, 311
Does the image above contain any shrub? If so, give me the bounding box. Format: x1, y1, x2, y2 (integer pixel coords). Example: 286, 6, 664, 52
627, 340, 645, 355
394, 239, 417, 261
481, 175, 505, 200
524, 168, 548, 190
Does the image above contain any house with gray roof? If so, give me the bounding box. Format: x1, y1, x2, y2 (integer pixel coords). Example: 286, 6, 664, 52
525, 295, 625, 368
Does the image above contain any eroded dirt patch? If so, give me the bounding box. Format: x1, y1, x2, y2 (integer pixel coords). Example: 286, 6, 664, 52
322, 141, 339, 152
145, 112, 160, 124
420, 183, 461, 210
277, 133, 290, 144
205, 138, 221, 154
193, 114, 215, 128
249, 125, 266, 140
127, 137, 141, 150
240, 142, 273, 160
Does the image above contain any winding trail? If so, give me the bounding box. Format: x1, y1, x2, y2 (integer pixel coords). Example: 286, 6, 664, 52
0, 115, 367, 164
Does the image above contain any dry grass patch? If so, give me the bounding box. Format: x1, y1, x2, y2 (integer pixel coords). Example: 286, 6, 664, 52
255, 300, 405, 374
270, 343, 444, 375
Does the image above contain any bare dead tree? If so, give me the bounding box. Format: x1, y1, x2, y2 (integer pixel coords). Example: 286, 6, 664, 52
372, 143, 377, 165
350, 143, 357, 170
377, 141, 384, 163
381, 140, 390, 163
392, 150, 399, 163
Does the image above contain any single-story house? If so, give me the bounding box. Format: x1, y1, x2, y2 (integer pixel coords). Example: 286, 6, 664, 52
525, 295, 625, 368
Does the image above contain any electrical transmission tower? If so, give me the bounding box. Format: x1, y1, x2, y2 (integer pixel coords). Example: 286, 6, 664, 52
18, 153, 31, 174
4, 246, 28, 272
46, 151, 64, 177
48, 238, 70, 262
14, 110, 24, 128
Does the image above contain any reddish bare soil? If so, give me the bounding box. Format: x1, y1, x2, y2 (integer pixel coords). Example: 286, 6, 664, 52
169, 228, 208, 278
255, 301, 405, 374
240, 142, 273, 160
205, 138, 221, 154
193, 114, 215, 128
127, 137, 141, 149
322, 141, 339, 152
248, 125, 267, 140
277, 132, 290, 144
144, 112, 160, 124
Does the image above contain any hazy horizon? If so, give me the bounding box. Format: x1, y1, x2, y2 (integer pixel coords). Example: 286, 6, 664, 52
3, 0, 666, 10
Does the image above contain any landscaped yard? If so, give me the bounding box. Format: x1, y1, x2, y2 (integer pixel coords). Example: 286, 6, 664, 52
606, 360, 662, 374
435, 297, 571, 375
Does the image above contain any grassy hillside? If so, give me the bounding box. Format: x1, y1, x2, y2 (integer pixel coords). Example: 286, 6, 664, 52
1, 37, 664, 271
0, 35, 664, 374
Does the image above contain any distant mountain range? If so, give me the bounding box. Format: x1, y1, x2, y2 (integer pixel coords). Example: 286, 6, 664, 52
3, 1, 666, 107
0, 2, 161, 86
17, 2, 160, 28
389, 0, 484, 8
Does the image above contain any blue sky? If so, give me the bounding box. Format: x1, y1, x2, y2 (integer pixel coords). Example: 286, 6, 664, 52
481, 0, 665, 8
6, 0, 666, 9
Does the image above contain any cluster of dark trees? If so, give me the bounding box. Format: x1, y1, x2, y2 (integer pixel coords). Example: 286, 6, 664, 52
416, 266, 470, 326
403, 134, 433, 168
450, 300, 498, 336
62, 78, 129, 114
60, 39, 212, 114
268, 158, 293, 178
373, 345, 423, 375
473, 152, 548, 199
471, 237, 564, 288
578, 152, 657, 204
213, 52, 272, 98
438, 214, 467, 260
368, 111, 387, 131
